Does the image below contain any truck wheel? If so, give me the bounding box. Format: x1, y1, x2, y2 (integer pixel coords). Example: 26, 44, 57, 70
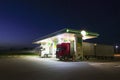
64, 57, 68, 61
59, 57, 63, 61
60, 58, 62, 61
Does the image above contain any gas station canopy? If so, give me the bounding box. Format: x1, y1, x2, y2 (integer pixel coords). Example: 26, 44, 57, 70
34, 28, 99, 44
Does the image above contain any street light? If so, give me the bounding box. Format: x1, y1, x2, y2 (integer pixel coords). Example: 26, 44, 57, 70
81, 30, 87, 40
81, 30, 87, 36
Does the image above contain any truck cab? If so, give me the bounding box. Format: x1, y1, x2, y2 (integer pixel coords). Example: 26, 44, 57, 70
56, 43, 72, 60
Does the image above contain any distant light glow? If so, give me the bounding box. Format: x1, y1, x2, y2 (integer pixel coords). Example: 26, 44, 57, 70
94, 43, 97, 46
115, 45, 119, 48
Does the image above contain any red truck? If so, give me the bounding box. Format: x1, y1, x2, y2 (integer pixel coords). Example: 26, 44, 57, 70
56, 43, 73, 60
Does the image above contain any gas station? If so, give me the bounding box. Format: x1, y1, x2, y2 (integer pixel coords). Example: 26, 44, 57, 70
34, 28, 99, 60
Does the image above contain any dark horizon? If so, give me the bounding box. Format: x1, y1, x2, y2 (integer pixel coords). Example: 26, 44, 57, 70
0, 0, 120, 48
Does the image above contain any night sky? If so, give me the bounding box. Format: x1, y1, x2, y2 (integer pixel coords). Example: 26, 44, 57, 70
0, 0, 120, 48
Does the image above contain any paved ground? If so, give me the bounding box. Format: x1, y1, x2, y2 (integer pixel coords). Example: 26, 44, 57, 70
0, 56, 120, 80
